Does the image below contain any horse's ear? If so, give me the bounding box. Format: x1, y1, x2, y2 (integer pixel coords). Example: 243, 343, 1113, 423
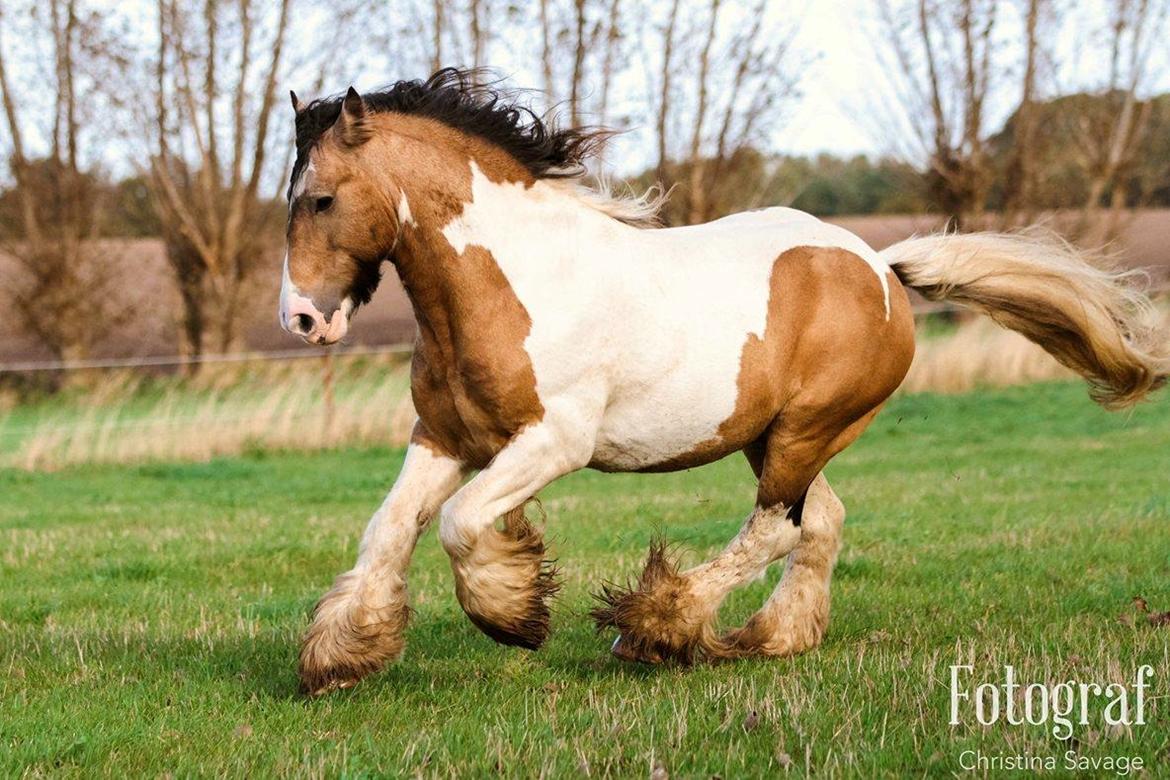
290, 90, 304, 113
336, 86, 371, 147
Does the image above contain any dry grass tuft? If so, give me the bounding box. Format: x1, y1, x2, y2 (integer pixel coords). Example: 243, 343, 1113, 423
1, 353, 418, 470
903, 303, 1169, 396
2, 303, 1165, 470
902, 317, 1075, 395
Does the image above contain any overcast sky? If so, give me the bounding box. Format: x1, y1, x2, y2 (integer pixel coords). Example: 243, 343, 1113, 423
780, 0, 1170, 159
780, 0, 886, 157
3, 0, 1170, 183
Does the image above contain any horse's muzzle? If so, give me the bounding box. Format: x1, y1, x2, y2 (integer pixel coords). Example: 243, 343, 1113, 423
281, 293, 349, 345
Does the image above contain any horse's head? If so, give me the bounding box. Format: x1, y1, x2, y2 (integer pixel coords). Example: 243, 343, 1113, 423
279, 69, 656, 345
280, 88, 398, 345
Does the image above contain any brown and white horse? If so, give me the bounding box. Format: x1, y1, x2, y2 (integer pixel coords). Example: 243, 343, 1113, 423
279, 69, 1168, 695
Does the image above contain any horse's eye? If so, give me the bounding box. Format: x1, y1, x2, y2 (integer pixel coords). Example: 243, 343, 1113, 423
314, 196, 334, 214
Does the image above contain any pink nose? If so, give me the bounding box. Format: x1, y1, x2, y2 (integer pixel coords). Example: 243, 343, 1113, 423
284, 296, 325, 338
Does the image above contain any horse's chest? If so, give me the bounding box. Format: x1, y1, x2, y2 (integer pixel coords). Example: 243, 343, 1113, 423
410, 343, 543, 467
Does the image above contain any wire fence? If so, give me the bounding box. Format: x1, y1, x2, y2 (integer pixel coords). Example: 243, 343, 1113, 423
3, 286, 1168, 375
0, 291, 1165, 468
0, 300, 1036, 467
0, 303, 966, 375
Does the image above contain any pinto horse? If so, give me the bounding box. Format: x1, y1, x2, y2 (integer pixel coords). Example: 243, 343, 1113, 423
280, 69, 1168, 695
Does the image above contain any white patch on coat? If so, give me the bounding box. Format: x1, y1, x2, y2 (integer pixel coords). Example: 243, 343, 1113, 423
440, 162, 893, 471
397, 191, 414, 226
709, 208, 891, 315
278, 253, 295, 324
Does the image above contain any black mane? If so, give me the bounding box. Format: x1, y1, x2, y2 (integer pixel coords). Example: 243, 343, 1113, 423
291, 68, 609, 194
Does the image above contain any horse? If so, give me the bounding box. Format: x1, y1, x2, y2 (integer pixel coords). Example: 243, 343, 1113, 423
279, 69, 1169, 696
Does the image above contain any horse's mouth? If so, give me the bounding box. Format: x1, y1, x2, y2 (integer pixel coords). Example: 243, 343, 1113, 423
311, 312, 349, 345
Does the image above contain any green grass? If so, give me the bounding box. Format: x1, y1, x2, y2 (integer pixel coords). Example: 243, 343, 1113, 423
2, 381, 1169, 777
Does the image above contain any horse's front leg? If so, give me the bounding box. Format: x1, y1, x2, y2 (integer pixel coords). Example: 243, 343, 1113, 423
299, 424, 466, 696
439, 417, 592, 649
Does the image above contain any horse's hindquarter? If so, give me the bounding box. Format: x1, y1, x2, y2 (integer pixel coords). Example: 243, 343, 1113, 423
588, 210, 911, 472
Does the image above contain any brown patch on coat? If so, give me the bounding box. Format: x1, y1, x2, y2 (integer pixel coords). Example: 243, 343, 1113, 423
645, 247, 914, 476
365, 114, 545, 467
297, 570, 411, 696
407, 243, 545, 467
591, 541, 722, 664
451, 503, 560, 649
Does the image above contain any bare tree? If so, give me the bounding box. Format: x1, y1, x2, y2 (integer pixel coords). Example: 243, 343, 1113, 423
654, 0, 682, 186
1069, 0, 1169, 237
467, 0, 493, 73
596, 0, 623, 128
146, 0, 292, 362
0, 0, 130, 363
539, 0, 556, 99
875, 0, 999, 227
568, 0, 590, 127
644, 0, 803, 225
432, 0, 445, 72
686, 0, 721, 223
1001, 0, 1047, 225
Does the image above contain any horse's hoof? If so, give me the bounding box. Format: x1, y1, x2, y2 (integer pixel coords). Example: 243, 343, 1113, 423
298, 663, 366, 697
611, 634, 664, 664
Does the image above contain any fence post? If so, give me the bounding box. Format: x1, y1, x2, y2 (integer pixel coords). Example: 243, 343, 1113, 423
321, 350, 335, 441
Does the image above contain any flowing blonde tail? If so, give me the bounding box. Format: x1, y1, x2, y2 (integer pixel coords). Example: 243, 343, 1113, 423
882, 230, 1169, 409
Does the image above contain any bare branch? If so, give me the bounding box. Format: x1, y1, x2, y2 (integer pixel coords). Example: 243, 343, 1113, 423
654, 0, 681, 184
0, 6, 42, 242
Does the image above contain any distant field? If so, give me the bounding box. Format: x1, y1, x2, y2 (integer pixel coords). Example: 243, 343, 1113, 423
2, 209, 1169, 362
2, 382, 1168, 776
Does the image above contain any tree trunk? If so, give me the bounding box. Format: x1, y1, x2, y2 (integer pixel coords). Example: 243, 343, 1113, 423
686, 0, 721, 224
654, 0, 682, 187
1002, 0, 1041, 226
569, 0, 588, 127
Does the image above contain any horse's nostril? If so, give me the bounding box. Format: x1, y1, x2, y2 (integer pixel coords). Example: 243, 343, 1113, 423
290, 313, 315, 335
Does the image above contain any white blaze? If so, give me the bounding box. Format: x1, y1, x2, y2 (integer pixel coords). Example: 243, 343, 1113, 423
279, 252, 317, 328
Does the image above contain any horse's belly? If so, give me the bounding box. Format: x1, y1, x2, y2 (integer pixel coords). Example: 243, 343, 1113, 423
588, 330, 777, 472
590, 396, 756, 471
582, 252, 783, 471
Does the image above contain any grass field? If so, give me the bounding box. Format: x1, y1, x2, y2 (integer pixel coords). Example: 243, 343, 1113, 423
2, 381, 1169, 777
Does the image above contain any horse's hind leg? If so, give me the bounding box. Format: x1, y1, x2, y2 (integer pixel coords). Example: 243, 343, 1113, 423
594, 408, 875, 664
715, 409, 881, 659
594, 498, 802, 663
721, 472, 844, 658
